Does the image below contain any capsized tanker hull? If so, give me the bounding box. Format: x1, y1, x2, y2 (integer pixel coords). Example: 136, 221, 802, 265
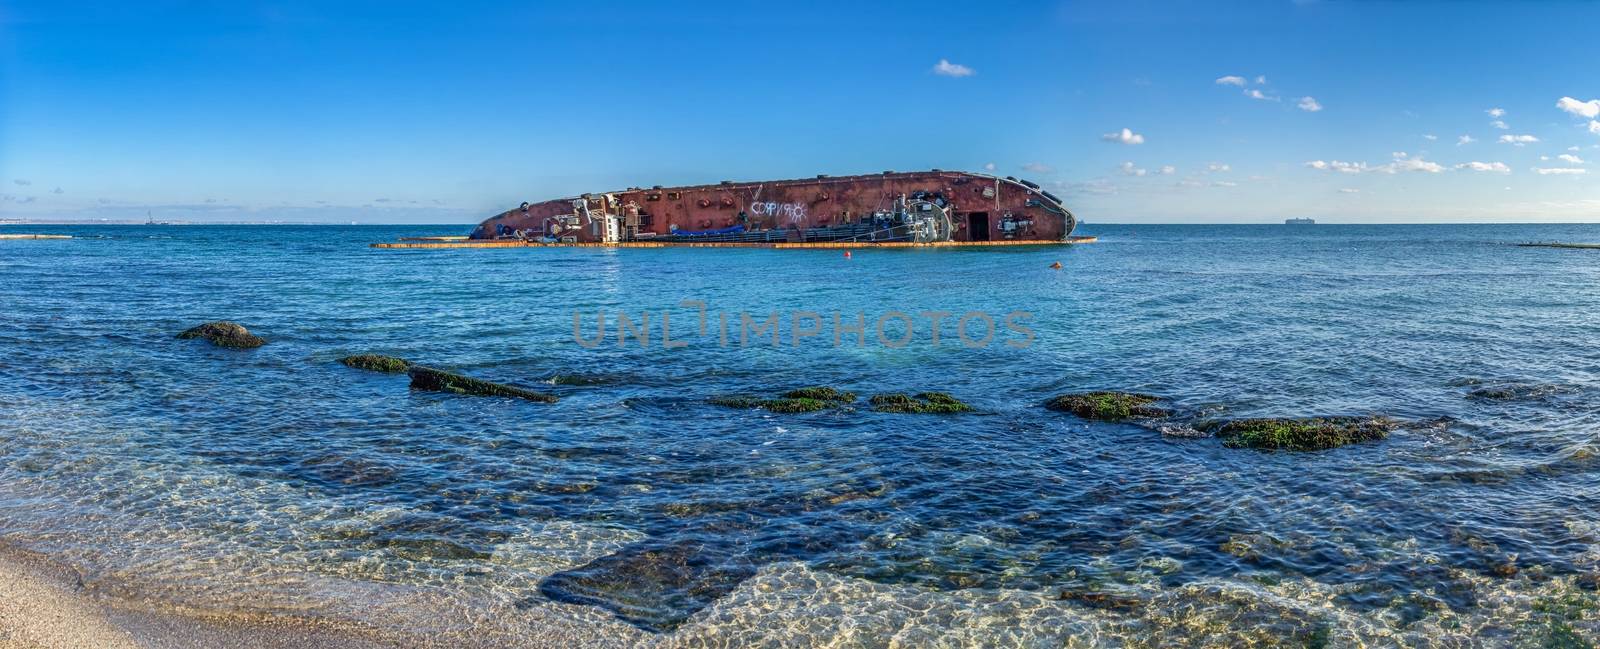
469, 170, 1075, 244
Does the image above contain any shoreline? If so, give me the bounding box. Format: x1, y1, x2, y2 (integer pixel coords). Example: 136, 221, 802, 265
0, 544, 404, 649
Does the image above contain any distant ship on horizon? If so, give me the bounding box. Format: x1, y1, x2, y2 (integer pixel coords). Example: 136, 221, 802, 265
1285, 217, 1315, 225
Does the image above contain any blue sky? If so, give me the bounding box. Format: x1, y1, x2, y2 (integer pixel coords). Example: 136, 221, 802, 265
2, 0, 1597, 223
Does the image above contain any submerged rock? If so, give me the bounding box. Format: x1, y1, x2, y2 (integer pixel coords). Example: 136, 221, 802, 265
339, 354, 411, 373
1045, 391, 1170, 421
1203, 416, 1395, 451
175, 321, 265, 349
537, 541, 756, 631
869, 392, 974, 414
407, 366, 558, 403
708, 386, 856, 413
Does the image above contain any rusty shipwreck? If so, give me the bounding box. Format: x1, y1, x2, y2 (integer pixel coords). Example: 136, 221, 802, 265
468, 170, 1078, 245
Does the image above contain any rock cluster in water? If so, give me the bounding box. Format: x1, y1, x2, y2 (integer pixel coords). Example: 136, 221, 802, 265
407, 366, 559, 403
1202, 416, 1396, 451
1045, 390, 1395, 451
175, 321, 265, 348
1045, 391, 1170, 421
868, 392, 973, 414
338, 354, 411, 373
709, 386, 857, 413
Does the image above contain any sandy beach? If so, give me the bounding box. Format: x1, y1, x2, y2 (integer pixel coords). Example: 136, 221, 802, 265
0, 546, 400, 649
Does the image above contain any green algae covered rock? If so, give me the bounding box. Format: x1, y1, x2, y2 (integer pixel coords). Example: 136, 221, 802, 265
176, 321, 265, 349
781, 386, 857, 402
408, 366, 558, 403
869, 392, 974, 414
339, 354, 411, 373
708, 386, 856, 413
1204, 416, 1395, 451
1045, 391, 1170, 421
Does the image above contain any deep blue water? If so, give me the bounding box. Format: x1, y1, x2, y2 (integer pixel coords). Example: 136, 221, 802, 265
3, 223, 1600, 645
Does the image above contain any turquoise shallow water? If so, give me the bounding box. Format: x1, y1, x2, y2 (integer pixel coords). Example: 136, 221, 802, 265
3, 223, 1600, 645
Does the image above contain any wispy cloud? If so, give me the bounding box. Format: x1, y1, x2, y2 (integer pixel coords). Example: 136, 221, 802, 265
1534, 167, 1587, 175
1455, 161, 1510, 173
1020, 162, 1053, 173
1215, 75, 1246, 86
1297, 96, 1323, 112
1206, 162, 1231, 173
1101, 128, 1145, 145
931, 59, 974, 78
12, 179, 29, 186
1458, 135, 1476, 145
983, 162, 996, 171
1118, 162, 1147, 176
1211, 180, 1238, 187
1558, 153, 1586, 164
1244, 89, 1278, 101
1306, 152, 1443, 174
1499, 134, 1539, 146
1422, 134, 1438, 141
1339, 188, 1360, 193
1158, 165, 1176, 175
1255, 75, 1268, 85
1491, 120, 1509, 130
1488, 107, 1506, 118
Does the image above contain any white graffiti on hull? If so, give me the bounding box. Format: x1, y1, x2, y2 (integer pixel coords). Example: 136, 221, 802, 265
750, 201, 806, 223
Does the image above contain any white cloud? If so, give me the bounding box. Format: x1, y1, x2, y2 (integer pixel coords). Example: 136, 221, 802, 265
1206, 162, 1231, 173
1305, 160, 1369, 174
1558, 154, 1586, 164
1423, 134, 1438, 141
1389, 152, 1444, 173
1488, 107, 1506, 118
1158, 165, 1176, 175
1118, 162, 1147, 176
1339, 188, 1360, 193
1557, 97, 1600, 119
1590, 120, 1600, 135
1305, 153, 1442, 174
1215, 75, 1246, 86
1212, 180, 1238, 187
1491, 120, 1509, 130
1176, 179, 1204, 188
1297, 96, 1323, 112
1458, 135, 1476, 145
1455, 161, 1510, 173
1021, 162, 1053, 173
1101, 128, 1145, 145
1244, 89, 1277, 101
1499, 134, 1539, 146
983, 162, 996, 171
1534, 167, 1587, 175
931, 59, 974, 77
1570, 146, 1582, 152
1255, 75, 1268, 85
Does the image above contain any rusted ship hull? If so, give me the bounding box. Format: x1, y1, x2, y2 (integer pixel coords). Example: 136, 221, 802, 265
469, 170, 1074, 244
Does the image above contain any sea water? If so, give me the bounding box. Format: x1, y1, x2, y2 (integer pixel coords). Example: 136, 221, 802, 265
2, 223, 1599, 646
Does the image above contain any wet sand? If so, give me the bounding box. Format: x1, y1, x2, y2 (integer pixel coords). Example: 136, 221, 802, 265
0, 546, 400, 649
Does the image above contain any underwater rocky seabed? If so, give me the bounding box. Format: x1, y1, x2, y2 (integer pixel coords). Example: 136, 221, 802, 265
4, 224, 1600, 646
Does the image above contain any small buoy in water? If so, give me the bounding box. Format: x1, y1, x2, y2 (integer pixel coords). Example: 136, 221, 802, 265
844, 251, 852, 259
1049, 261, 1063, 269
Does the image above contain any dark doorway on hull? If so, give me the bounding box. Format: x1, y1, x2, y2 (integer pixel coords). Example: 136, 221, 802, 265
967, 212, 990, 241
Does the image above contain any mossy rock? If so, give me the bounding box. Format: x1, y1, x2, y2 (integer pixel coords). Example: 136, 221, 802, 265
1203, 416, 1395, 451
708, 386, 855, 413
176, 321, 265, 349
1045, 391, 1170, 421
708, 394, 836, 413
408, 366, 558, 403
339, 354, 411, 373
781, 386, 856, 402
869, 392, 974, 414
